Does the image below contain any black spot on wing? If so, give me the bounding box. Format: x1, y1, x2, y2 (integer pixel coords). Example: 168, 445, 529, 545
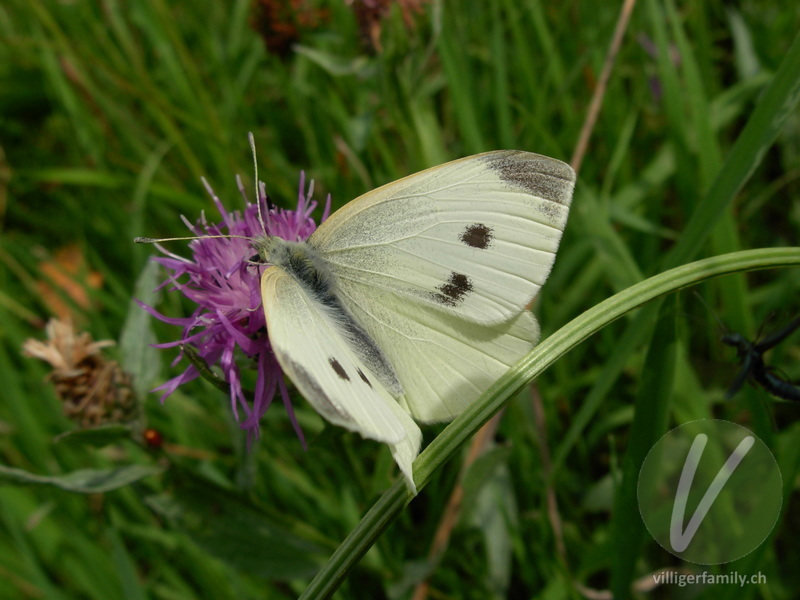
329, 357, 349, 381
433, 272, 473, 306
356, 368, 372, 388
340, 314, 403, 395
461, 224, 493, 249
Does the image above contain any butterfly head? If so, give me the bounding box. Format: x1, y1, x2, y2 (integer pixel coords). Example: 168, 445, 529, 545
250, 234, 280, 265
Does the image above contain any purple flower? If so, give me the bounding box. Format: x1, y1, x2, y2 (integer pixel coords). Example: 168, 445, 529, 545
138, 172, 331, 445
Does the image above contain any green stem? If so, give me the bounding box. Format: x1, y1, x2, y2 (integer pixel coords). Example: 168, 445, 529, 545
300, 246, 800, 599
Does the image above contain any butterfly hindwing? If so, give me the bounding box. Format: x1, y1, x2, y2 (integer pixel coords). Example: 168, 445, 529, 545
309, 151, 574, 325
331, 280, 540, 422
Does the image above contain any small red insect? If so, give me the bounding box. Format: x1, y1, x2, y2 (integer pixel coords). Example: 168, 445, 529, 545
143, 428, 164, 449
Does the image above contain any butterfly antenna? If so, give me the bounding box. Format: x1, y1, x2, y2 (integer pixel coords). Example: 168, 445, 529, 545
135, 234, 251, 244
249, 132, 268, 235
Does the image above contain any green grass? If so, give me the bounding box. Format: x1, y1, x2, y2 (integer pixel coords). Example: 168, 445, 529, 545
2, 1, 800, 599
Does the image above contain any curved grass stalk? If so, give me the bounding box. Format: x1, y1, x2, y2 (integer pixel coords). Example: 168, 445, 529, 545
301, 246, 800, 600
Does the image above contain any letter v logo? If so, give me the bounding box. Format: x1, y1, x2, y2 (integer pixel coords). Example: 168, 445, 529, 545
669, 434, 755, 552
638, 420, 782, 564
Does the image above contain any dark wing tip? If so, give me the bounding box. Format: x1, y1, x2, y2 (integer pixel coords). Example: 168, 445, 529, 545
483, 151, 575, 206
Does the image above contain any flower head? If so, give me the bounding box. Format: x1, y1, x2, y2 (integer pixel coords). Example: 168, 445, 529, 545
23, 319, 137, 427
138, 172, 331, 444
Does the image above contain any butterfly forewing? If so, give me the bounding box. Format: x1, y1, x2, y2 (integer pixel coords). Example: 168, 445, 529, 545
309, 151, 574, 325
260, 266, 421, 453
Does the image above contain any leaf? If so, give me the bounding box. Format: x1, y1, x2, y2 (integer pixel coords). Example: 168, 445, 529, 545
663, 27, 800, 269
0, 464, 161, 493
109, 529, 148, 600
293, 45, 373, 77
120, 260, 163, 398
158, 472, 327, 579
467, 463, 516, 599
610, 296, 678, 596
459, 446, 511, 523
54, 424, 133, 447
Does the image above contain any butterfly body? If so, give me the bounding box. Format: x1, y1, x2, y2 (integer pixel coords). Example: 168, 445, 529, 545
256, 150, 575, 491
255, 235, 404, 396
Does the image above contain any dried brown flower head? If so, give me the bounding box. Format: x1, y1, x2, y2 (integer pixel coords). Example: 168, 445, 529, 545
23, 319, 137, 427
349, 0, 428, 52
251, 0, 329, 58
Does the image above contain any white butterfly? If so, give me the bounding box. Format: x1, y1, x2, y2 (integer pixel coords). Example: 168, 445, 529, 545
252, 151, 575, 493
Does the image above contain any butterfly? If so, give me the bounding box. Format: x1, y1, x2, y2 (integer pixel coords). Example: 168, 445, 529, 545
251, 151, 575, 492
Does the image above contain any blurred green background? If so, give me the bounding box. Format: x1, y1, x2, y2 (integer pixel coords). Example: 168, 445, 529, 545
1, 1, 799, 598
